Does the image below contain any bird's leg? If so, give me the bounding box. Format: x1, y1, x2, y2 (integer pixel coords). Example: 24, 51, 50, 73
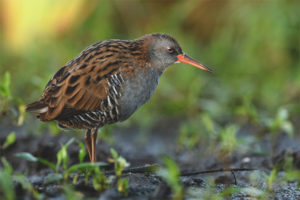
91, 128, 98, 162
85, 129, 93, 162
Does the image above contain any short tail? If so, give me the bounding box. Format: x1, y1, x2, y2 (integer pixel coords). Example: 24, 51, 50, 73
26, 101, 48, 115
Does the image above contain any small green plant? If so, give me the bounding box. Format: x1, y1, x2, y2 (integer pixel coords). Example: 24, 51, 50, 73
15, 138, 108, 191
91, 166, 109, 191
265, 167, 278, 191
110, 148, 130, 196
264, 108, 294, 137
234, 96, 259, 123
77, 140, 86, 163
274, 152, 300, 187
56, 138, 75, 171
110, 148, 130, 178
17, 103, 26, 126
63, 184, 83, 200
0, 71, 11, 113
0, 157, 15, 200
13, 174, 43, 199
219, 186, 240, 199
0, 72, 26, 126
0, 157, 42, 200
177, 113, 217, 150
178, 122, 201, 149
187, 178, 240, 200
1, 132, 16, 149
201, 113, 216, 133
157, 156, 183, 200
219, 124, 238, 156
284, 170, 300, 187
117, 178, 129, 196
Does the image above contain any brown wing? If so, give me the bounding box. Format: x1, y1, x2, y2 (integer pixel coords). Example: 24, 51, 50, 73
43, 71, 109, 121
33, 40, 134, 121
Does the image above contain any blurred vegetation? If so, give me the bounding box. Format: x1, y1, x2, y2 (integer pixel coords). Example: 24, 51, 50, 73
0, 0, 299, 127
1, 0, 299, 163
0, 1, 300, 198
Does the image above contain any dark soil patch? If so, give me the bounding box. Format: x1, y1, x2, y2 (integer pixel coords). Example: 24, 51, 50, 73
1, 119, 300, 199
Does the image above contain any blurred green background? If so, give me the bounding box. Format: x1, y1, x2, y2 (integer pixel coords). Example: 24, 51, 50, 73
0, 0, 300, 137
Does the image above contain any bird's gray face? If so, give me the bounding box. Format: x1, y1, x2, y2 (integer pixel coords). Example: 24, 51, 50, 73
148, 35, 212, 73
149, 38, 183, 71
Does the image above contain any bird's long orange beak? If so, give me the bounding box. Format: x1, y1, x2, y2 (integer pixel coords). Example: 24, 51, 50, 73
177, 54, 213, 72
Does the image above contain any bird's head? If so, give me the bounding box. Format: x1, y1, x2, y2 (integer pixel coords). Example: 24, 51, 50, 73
143, 33, 212, 73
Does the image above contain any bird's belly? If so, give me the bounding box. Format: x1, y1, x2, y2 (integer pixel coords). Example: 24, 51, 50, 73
118, 68, 160, 121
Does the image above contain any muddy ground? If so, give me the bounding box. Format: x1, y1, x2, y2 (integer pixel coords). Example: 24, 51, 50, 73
1, 118, 300, 200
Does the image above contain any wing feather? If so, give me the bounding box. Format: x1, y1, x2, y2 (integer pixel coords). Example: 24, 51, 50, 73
27, 39, 139, 122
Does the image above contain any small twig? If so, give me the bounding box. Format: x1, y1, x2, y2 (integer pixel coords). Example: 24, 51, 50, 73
180, 168, 257, 176
104, 163, 257, 178
231, 171, 237, 185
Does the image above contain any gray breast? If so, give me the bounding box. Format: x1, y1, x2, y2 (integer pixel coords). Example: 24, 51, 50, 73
118, 66, 162, 121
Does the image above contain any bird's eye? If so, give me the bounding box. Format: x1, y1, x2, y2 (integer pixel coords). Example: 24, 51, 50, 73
167, 47, 175, 54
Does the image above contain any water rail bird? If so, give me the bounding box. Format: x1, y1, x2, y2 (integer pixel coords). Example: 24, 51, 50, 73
26, 33, 212, 162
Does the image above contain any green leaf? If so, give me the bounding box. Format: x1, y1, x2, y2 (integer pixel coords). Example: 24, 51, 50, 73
268, 108, 294, 136
220, 125, 238, 155
110, 148, 118, 159
66, 162, 108, 174
44, 173, 63, 184
284, 170, 300, 182
77, 140, 86, 163
157, 155, 182, 198
201, 114, 214, 133
17, 104, 26, 126
110, 148, 130, 178
14, 174, 42, 199
15, 152, 38, 162
277, 108, 288, 121
0, 158, 15, 200
1, 157, 13, 175
63, 184, 83, 200
15, 152, 55, 170
117, 178, 129, 196
265, 167, 277, 190
37, 158, 56, 170
65, 137, 75, 147
282, 121, 294, 137
56, 138, 75, 171
0, 71, 11, 98
56, 145, 67, 171
2, 132, 16, 149
92, 167, 109, 191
